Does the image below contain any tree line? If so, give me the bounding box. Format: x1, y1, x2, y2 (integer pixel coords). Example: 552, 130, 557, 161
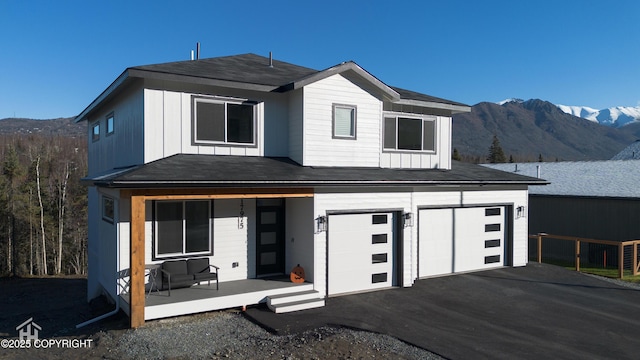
453, 135, 549, 164
0, 134, 87, 277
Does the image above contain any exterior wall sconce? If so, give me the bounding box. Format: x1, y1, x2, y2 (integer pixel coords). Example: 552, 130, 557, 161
516, 206, 526, 219
403, 212, 414, 228
316, 215, 327, 233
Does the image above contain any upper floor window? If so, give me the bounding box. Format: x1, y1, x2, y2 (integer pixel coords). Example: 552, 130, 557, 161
383, 114, 436, 152
106, 113, 114, 135
193, 96, 256, 146
92, 122, 100, 142
333, 104, 356, 139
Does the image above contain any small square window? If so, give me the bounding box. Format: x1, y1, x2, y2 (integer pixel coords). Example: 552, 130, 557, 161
333, 104, 356, 139
106, 114, 114, 135
102, 196, 114, 223
92, 122, 100, 142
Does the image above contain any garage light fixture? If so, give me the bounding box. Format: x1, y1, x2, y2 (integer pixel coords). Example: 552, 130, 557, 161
316, 215, 327, 233
516, 206, 526, 219
403, 212, 414, 228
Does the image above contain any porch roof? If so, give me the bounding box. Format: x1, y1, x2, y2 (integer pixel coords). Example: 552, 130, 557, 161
83, 154, 547, 189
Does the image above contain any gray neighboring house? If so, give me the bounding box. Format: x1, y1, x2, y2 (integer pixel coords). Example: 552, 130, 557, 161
484, 159, 640, 265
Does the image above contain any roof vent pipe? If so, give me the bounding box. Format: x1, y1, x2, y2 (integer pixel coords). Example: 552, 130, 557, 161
269, 51, 273, 67
536, 165, 541, 179
196, 42, 200, 60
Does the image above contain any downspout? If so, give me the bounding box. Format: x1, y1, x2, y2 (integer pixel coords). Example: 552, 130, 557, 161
76, 203, 121, 328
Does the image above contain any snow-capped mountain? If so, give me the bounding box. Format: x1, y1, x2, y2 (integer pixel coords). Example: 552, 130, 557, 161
497, 99, 640, 127
556, 104, 640, 127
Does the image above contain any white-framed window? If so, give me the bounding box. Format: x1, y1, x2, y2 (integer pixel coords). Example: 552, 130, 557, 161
193, 96, 256, 145
102, 196, 115, 223
106, 113, 114, 135
383, 114, 436, 152
92, 121, 100, 142
154, 200, 213, 259
332, 104, 356, 139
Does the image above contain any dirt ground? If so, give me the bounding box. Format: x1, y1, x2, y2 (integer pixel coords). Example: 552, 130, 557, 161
0, 276, 419, 359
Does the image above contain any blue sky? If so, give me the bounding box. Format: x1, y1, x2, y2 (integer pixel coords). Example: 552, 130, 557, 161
1, 0, 638, 119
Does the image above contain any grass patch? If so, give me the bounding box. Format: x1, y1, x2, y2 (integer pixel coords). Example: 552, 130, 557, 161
530, 258, 640, 283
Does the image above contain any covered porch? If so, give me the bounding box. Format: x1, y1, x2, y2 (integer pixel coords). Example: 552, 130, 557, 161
120, 277, 319, 320
126, 187, 318, 328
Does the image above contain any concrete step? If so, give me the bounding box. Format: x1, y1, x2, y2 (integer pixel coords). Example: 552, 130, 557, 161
267, 297, 326, 314
267, 290, 321, 306
266, 290, 325, 313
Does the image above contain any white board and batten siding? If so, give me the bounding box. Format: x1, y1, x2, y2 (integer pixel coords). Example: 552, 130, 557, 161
88, 85, 145, 175
379, 116, 452, 170
143, 89, 264, 164
302, 75, 382, 167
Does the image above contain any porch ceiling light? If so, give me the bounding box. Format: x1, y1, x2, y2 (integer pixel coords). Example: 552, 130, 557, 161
403, 212, 414, 228
316, 215, 327, 233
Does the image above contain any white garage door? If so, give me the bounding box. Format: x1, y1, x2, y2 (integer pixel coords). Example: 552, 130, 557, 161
419, 207, 506, 277
328, 212, 395, 296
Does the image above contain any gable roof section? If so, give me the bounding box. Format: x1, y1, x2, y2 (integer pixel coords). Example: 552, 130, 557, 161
84, 154, 545, 188
611, 140, 640, 160
483, 160, 640, 198
75, 53, 469, 122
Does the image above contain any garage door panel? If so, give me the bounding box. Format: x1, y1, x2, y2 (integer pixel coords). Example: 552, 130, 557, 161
419, 207, 506, 277
328, 213, 394, 296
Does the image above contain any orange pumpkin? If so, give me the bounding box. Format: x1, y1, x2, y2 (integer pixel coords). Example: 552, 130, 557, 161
290, 264, 305, 283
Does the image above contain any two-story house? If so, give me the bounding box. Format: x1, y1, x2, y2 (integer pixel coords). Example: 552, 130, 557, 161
76, 53, 544, 328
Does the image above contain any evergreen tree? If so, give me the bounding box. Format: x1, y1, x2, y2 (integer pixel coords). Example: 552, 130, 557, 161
452, 148, 461, 161
487, 135, 507, 163
509, 155, 514, 163
538, 153, 544, 162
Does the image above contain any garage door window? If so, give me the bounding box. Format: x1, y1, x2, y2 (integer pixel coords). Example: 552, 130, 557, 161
485, 239, 501, 248
372, 253, 388, 263
485, 255, 501, 264
372, 214, 387, 224
485, 224, 501, 232
372, 234, 388, 244
372, 273, 388, 283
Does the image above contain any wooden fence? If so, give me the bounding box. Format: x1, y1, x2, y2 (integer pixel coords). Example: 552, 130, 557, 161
528, 233, 640, 278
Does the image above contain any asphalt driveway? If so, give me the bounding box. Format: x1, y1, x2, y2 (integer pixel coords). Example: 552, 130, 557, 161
245, 263, 640, 359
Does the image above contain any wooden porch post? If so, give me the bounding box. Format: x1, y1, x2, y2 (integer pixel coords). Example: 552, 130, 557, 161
130, 195, 146, 328
618, 243, 624, 279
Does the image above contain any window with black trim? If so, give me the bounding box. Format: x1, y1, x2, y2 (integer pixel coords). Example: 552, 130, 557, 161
155, 200, 213, 258
106, 113, 114, 135
383, 114, 436, 151
92, 122, 100, 142
333, 104, 356, 139
102, 196, 114, 223
193, 96, 256, 145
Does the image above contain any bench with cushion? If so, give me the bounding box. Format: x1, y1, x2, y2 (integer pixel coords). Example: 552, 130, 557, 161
160, 258, 219, 295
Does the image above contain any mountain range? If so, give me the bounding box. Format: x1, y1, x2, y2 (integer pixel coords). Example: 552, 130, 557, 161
452, 99, 639, 162
500, 98, 640, 128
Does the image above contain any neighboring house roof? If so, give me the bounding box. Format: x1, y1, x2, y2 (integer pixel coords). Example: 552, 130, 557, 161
84, 154, 545, 188
75, 53, 470, 122
483, 160, 640, 198
611, 140, 640, 160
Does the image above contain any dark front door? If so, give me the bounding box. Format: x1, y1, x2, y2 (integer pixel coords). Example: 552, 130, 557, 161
256, 200, 285, 276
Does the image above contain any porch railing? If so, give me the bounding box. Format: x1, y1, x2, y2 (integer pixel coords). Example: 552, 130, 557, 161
528, 233, 640, 279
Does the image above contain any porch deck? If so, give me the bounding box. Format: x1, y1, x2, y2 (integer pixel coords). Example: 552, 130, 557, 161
120, 278, 315, 321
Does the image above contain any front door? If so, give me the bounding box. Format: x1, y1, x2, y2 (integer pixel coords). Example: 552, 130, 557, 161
256, 199, 285, 276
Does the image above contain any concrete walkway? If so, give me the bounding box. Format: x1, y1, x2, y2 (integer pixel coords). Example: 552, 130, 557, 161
245, 263, 640, 359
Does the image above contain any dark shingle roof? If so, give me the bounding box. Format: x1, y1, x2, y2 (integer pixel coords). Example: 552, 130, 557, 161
130, 53, 318, 88
85, 154, 546, 189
